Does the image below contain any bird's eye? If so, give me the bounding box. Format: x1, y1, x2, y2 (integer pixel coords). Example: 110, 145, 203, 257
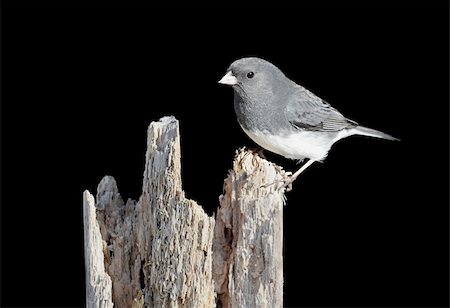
247, 72, 254, 79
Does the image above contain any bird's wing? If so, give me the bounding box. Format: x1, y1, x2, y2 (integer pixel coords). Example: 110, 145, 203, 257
285, 86, 357, 132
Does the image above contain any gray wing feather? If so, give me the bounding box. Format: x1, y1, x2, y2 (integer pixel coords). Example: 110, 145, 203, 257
285, 86, 357, 132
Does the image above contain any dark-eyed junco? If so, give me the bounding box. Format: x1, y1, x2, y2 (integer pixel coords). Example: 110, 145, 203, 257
219, 57, 398, 185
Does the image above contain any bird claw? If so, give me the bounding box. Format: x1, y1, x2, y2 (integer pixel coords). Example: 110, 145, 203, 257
277, 175, 294, 191
260, 174, 294, 191
251, 147, 266, 159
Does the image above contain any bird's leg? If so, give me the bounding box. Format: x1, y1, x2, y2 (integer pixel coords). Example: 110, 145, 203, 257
282, 159, 316, 188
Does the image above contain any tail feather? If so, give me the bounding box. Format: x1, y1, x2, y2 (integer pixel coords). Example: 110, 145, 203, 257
353, 126, 400, 141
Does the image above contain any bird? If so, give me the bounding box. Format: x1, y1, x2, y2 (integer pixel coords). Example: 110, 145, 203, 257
218, 57, 399, 186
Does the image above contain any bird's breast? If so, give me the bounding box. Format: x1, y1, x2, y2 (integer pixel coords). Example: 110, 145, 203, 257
233, 93, 283, 133
241, 126, 345, 161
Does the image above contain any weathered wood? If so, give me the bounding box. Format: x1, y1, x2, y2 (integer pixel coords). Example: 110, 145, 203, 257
83, 190, 114, 308
95, 176, 142, 308
139, 116, 215, 307
213, 150, 286, 308
84, 116, 215, 308
83, 116, 288, 307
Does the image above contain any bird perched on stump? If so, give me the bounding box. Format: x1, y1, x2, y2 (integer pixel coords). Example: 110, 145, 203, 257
218, 57, 399, 187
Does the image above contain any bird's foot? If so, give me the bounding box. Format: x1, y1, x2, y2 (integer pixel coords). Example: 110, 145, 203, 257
281, 173, 298, 191
251, 147, 266, 159
260, 172, 294, 191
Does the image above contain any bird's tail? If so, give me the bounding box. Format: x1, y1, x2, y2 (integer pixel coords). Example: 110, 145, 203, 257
353, 126, 400, 141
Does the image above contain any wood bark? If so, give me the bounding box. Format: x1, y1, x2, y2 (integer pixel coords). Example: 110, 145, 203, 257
213, 150, 286, 308
83, 191, 114, 308
83, 116, 287, 308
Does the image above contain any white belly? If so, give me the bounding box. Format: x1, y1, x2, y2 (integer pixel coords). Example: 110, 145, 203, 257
242, 127, 350, 161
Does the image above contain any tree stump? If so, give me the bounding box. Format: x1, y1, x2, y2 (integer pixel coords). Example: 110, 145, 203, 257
83, 116, 287, 308
213, 149, 285, 308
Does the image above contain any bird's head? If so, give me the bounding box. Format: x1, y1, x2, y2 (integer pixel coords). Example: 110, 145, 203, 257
218, 57, 287, 99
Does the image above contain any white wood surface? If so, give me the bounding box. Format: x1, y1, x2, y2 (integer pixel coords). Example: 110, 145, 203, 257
213, 149, 286, 308
83, 116, 287, 307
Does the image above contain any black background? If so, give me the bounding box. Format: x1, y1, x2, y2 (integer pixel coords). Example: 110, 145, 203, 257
2, 1, 449, 307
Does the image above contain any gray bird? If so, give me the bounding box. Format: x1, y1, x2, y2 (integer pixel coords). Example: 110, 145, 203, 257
218, 57, 398, 185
